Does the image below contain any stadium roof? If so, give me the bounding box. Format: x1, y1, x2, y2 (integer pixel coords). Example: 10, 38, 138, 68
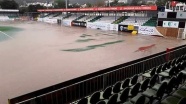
174, 0, 186, 2
38, 6, 157, 12
0, 9, 19, 12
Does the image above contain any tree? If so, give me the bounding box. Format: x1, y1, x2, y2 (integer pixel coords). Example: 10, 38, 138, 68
19, 7, 28, 14
140, 0, 147, 5
130, 0, 140, 6
156, 0, 169, 6
54, 0, 66, 8
95, 0, 105, 7
86, 3, 92, 8
110, 0, 119, 6
0, 0, 19, 9
117, 3, 129, 6
146, 2, 155, 6
28, 4, 45, 12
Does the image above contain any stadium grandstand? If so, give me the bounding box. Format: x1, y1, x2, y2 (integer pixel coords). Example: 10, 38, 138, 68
1, 1, 186, 104
0, 9, 19, 21
37, 6, 158, 30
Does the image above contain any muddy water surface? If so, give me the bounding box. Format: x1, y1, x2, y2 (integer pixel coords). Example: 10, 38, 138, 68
0, 21, 185, 103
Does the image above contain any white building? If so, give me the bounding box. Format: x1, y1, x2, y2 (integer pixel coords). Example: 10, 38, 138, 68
21, 2, 53, 8
118, 0, 128, 3
166, 2, 186, 11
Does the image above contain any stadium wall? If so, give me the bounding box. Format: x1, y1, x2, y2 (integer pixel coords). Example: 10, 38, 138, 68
156, 27, 179, 38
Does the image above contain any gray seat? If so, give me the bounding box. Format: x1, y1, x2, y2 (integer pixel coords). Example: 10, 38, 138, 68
112, 81, 121, 93
122, 78, 130, 89
140, 78, 150, 92
142, 82, 167, 103
96, 100, 106, 104
77, 98, 88, 104
161, 96, 180, 104
90, 91, 100, 104
178, 97, 186, 104
100, 86, 112, 100
124, 95, 146, 104
130, 74, 138, 86
172, 89, 186, 99
117, 87, 130, 103
104, 94, 118, 104
142, 67, 156, 78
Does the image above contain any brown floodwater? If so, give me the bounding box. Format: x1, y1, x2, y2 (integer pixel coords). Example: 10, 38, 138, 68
0, 21, 185, 104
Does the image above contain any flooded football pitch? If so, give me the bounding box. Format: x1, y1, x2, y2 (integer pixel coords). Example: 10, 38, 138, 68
0, 21, 185, 104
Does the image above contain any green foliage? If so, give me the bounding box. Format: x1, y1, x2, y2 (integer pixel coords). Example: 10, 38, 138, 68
54, 0, 66, 8
19, 7, 28, 14
95, 0, 105, 7
0, 0, 19, 9
110, 0, 119, 6
86, 3, 92, 8
130, 0, 140, 6
28, 4, 46, 12
72, 3, 81, 8
146, 2, 155, 6
156, 0, 169, 6
117, 3, 129, 6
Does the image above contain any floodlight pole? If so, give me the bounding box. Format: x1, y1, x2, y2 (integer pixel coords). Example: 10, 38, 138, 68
65, 0, 68, 15
108, 0, 110, 7
65, 0, 68, 9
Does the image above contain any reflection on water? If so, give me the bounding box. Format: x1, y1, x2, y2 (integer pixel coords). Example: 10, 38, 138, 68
0, 26, 22, 42
80, 34, 92, 38
63, 40, 124, 52
76, 39, 96, 42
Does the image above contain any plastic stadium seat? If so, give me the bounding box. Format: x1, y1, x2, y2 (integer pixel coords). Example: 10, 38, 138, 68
180, 62, 186, 74
77, 98, 88, 104
130, 74, 138, 86
90, 91, 101, 104
96, 100, 106, 104
156, 65, 163, 74
152, 77, 176, 95
123, 95, 146, 104
161, 96, 181, 104
175, 58, 182, 65
142, 82, 167, 103
163, 65, 177, 76
100, 86, 112, 99
174, 63, 183, 74
174, 72, 184, 89
159, 66, 175, 78
149, 74, 159, 88
129, 80, 150, 104
140, 78, 150, 92
129, 83, 141, 98
166, 61, 172, 70
117, 87, 130, 103
171, 59, 177, 67
180, 61, 186, 70
172, 89, 186, 99
112, 81, 122, 93
142, 67, 156, 78
122, 78, 130, 89
104, 93, 118, 104
161, 63, 168, 72
178, 97, 186, 104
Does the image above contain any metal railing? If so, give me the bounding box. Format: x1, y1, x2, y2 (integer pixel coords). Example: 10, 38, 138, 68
9, 45, 186, 104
